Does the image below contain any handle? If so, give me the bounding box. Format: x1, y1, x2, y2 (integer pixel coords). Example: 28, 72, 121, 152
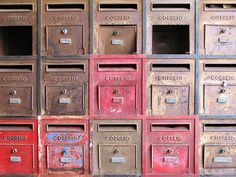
151, 64, 190, 72
47, 3, 84, 11
98, 123, 137, 132
151, 123, 190, 131
99, 3, 137, 11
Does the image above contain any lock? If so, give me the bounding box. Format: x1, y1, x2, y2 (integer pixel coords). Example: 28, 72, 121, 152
167, 149, 173, 153
114, 89, 120, 94
114, 149, 119, 154
220, 89, 225, 94
112, 31, 118, 35
10, 90, 16, 95
61, 90, 67, 94
12, 148, 17, 153
219, 149, 225, 154
62, 29, 68, 34
167, 90, 173, 94
220, 29, 226, 34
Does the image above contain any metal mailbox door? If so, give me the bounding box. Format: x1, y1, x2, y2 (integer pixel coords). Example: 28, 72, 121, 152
46, 25, 84, 56
152, 145, 190, 174
0, 145, 34, 174
205, 25, 236, 55
204, 145, 236, 169
151, 85, 190, 115
98, 85, 137, 115
204, 85, 236, 115
47, 145, 84, 171
46, 85, 84, 115
98, 26, 136, 54
98, 145, 137, 174
0, 86, 33, 116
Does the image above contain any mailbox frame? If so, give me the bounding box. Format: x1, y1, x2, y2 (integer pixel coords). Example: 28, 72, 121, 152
90, 55, 146, 117
146, 58, 195, 116
200, 0, 236, 55
93, 0, 143, 54
0, 119, 38, 175
0, 0, 37, 58
199, 119, 236, 176
143, 116, 198, 176
145, 0, 196, 55
41, 0, 90, 57
91, 118, 142, 176
40, 118, 89, 176
41, 59, 88, 116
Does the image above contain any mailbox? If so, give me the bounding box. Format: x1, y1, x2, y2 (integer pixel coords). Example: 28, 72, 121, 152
200, 59, 236, 116
143, 116, 198, 176
200, 0, 236, 55
0, 60, 37, 116
146, 0, 195, 55
92, 119, 141, 176
42, 60, 88, 116
42, 0, 89, 56
199, 119, 236, 176
41, 119, 89, 175
146, 59, 195, 115
93, 0, 142, 54
90, 55, 145, 116
0, 119, 38, 175
0, 0, 37, 57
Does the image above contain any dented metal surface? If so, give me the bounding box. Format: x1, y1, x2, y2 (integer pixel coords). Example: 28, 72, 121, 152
41, 119, 89, 175
90, 55, 145, 116
199, 59, 236, 115
93, 0, 142, 54
200, 0, 236, 55
146, 0, 195, 55
92, 119, 142, 176
41, 0, 89, 56
199, 119, 236, 176
0, 60, 37, 116
143, 116, 198, 176
42, 59, 88, 116
0, 119, 38, 175
146, 59, 195, 115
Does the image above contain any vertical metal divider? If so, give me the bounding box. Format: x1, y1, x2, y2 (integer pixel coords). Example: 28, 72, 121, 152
195, 0, 200, 116
90, 0, 94, 54
143, 0, 146, 54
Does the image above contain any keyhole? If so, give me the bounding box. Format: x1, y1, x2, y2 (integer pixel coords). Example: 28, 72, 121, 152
62, 149, 68, 155
61, 90, 67, 94
220, 29, 226, 34
114, 149, 119, 154
62, 29, 68, 34
167, 149, 173, 153
12, 148, 17, 153
112, 31, 118, 35
220, 89, 226, 94
219, 149, 225, 154
10, 90, 16, 95
114, 89, 120, 94
167, 90, 172, 94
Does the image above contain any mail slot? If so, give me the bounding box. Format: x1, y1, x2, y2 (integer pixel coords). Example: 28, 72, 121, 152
0, 0, 37, 57
146, 59, 195, 115
90, 55, 145, 116
146, 0, 195, 55
0, 60, 37, 116
0, 119, 38, 175
93, 0, 142, 54
41, 119, 89, 175
200, 59, 236, 115
92, 119, 141, 175
42, 0, 89, 56
199, 119, 236, 176
200, 0, 236, 55
144, 116, 198, 176
42, 59, 88, 115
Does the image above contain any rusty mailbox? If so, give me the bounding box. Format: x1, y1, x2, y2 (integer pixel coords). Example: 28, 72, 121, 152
42, 0, 89, 57
90, 55, 145, 116
92, 119, 141, 176
146, 59, 195, 115
93, 0, 142, 54
146, 0, 195, 55
0, 60, 37, 116
42, 60, 88, 116
200, 0, 236, 55
199, 119, 236, 176
41, 119, 89, 175
200, 59, 236, 115
0, 119, 38, 175
144, 116, 198, 176
0, 0, 37, 57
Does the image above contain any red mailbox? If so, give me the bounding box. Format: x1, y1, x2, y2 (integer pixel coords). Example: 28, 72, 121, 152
40, 118, 89, 176
90, 55, 145, 116
143, 116, 198, 176
0, 119, 38, 175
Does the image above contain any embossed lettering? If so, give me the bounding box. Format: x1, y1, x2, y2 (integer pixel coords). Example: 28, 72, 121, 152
211, 15, 236, 21
52, 76, 79, 82
105, 136, 130, 141
1, 16, 27, 22
157, 75, 183, 81
2, 136, 27, 141
1, 77, 27, 82
105, 76, 131, 81
206, 75, 235, 81
53, 135, 82, 141
105, 16, 130, 20
158, 16, 183, 21
210, 135, 236, 141
51, 15, 80, 21
157, 136, 183, 142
